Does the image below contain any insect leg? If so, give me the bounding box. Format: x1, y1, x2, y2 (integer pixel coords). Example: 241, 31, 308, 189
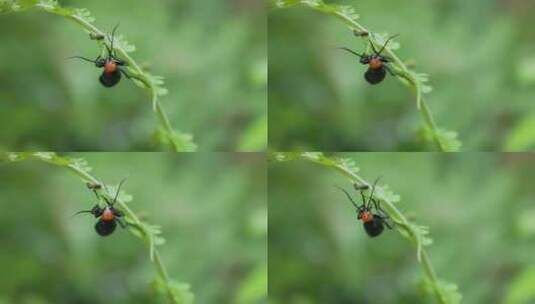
114, 57, 128, 66
372, 199, 394, 229
381, 216, 394, 229
384, 64, 397, 77
116, 217, 127, 229
119, 67, 132, 79
335, 186, 360, 209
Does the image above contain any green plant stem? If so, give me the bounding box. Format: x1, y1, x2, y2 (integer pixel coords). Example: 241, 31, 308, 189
62, 157, 142, 225
22, 153, 181, 303
289, 4, 416, 97
421, 250, 443, 302
421, 101, 443, 150
274, 1, 456, 151
299, 153, 447, 304
34, 2, 186, 152
314, 5, 443, 149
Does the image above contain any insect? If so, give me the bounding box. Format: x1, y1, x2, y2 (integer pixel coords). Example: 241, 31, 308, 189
339, 35, 398, 85
352, 29, 369, 37
353, 183, 370, 191
89, 32, 105, 41
69, 24, 131, 87
86, 182, 102, 190
75, 179, 127, 236
337, 178, 393, 237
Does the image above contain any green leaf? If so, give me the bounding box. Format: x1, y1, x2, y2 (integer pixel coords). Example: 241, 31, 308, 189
437, 280, 462, 304
154, 128, 197, 152
423, 279, 462, 304
153, 277, 194, 304
269, 152, 303, 162
372, 33, 400, 50
38, 0, 57, 6
169, 280, 194, 304
0, 0, 37, 13
335, 5, 359, 21
377, 183, 401, 203
146, 74, 168, 96
105, 182, 133, 203
68, 157, 93, 172
337, 157, 360, 174
436, 129, 462, 152
1, 152, 24, 162
72, 7, 94, 23
114, 33, 136, 53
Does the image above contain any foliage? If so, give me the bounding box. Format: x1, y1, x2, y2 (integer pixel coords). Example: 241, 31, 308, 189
1, 0, 266, 151
270, 152, 461, 304
1, 0, 196, 151
270, 0, 461, 151
2, 152, 194, 304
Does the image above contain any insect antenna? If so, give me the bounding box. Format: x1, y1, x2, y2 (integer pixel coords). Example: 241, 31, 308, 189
109, 178, 127, 206
376, 34, 399, 55
67, 56, 97, 64
338, 47, 365, 59
335, 186, 360, 209
107, 23, 120, 57
366, 177, 381, 209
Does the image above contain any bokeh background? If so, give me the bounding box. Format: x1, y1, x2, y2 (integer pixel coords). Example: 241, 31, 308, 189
269, 0, 535, 151
0, 153, 267, 304
0, 0, 266, 151
269, 153, 535, 303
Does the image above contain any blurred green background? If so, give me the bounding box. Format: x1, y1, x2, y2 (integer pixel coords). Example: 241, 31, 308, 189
268, 0, 535, 151
0, 0, 266, 151
0, 153, 267, 304
269, 153, 535, 303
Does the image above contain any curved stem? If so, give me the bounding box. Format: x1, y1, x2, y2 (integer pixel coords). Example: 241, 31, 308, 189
5, 152, 186, 303
273, 0, 460, 151
296, 152, 452, 304
34, 2, 193, 152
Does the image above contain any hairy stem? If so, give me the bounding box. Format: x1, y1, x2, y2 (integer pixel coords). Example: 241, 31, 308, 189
296, 152, 451, 304
5, 152, 186, 303
33, 2, 193, 152
272, 0, 460, 151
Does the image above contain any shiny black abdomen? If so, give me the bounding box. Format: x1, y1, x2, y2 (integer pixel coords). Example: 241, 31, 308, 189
363, 217, 385, 237
95, 219, 117, 236
364, 68, 386, 85
99, 70, 121, 87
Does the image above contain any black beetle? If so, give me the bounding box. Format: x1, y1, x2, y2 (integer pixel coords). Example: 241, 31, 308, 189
339, 35, 398, 85
75, 179, 127, 236
69, 24, 131, 87
337, 178, 393, 237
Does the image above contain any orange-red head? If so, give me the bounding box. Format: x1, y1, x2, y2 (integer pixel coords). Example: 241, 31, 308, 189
358, 210, 374, 223
368, 57, 383, 70
104, 60, 117, 74
101, 207, 115, 221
